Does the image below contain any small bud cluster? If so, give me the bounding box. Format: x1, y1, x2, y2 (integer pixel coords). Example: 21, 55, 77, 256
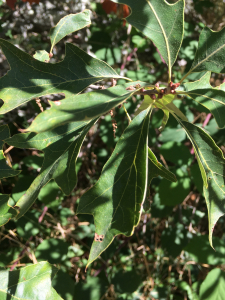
150, 81, 180, 100
110, 109, 118, 138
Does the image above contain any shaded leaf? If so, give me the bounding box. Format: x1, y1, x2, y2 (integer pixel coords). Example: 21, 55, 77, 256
177, 119, 225, 247
0, 39, 125, 114
0, 261, 62, 300
148, 147, 176, 183
185, 235, 225, 265
182, 26, 225, 82
0, 125, 20, 179
52, 270, 74, 300
74, 274, 108, 300
28, 81, 150, 133
112, 0, 184, 72
50, 10, 91, 53
5, 119, 97, 218
183, 72, 225, 128
35, 238, 69, 264
161, 223, 189, 258
159, 166, 191, 206
77, 107, 152, 268
111, 270, 141, 293
0, 194, 17, 226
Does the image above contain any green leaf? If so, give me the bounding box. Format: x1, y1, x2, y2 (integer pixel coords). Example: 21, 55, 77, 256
0, 125, 20, 179
183, 72, 225, 128
33, 50, 50, 62
0, 261, 62, 300
112, 0, 184, 76
177, 120, 225, 247
148, 147, 176, 183
199, 268, 225, 300
0, 39, 125, 114
28, 81, 150, 133
182, 26, 225, 82
0, 194, 17, 226
185, 235, 225, 265
5, 119, 97, 218
74, 274, 108, 300
77, 107, 152, 268
50, 10, 91, 53
111, 270, 141, 293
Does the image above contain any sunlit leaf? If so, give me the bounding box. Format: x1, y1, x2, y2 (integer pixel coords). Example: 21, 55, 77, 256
0, 39, 125, 114
0, 194, 17, 226
33, 50, 50, 62
181, 26, 225, 82
177, 119, 225, 247
112, 0, 184, 74
5, 119, 97, 218
0, 261, 62, 300
77, 107, 152, 268
199, 268, 225, 300
50, 10, 91, 53
28, 81, 151, 133
183, 72, 225, 128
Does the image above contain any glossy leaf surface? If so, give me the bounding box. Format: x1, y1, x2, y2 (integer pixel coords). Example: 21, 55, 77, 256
0, 194, 17, 226
178, 120, 225, 247
50, 10, 91, 53
28, 81, 150, 133
184, 72, 225, 128
77, 107, 152, 268
0, 261, 62, 300
184, 26, 225, 78
112, 0, 184, 71
0, 40, 123, 114
5, 119, 97, 218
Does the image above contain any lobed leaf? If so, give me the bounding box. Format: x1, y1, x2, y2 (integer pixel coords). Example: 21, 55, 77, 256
77, 107, 152, 268
181, 26, 225, 82
0, 39, 125, 114
50, 10, 91, 53
183, 72, 225, 128
5, 119, 97, 218
112, 0, 184, 76
28, 81, 151, 133
0, 261, 62, 300
177, 119, 225, 248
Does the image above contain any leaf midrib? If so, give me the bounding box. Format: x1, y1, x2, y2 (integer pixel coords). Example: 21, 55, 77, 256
146, 0, 171, 73
191, 42, 225, 73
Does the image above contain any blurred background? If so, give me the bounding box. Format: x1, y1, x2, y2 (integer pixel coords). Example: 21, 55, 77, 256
0, 0, 225, 299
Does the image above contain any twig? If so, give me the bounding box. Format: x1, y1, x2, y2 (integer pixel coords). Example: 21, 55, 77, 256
202, 113, 212, 127
123, 104, 131, 124
38, 206, 48, 223
4, 145, 14, 154
121, 47, 138, 70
